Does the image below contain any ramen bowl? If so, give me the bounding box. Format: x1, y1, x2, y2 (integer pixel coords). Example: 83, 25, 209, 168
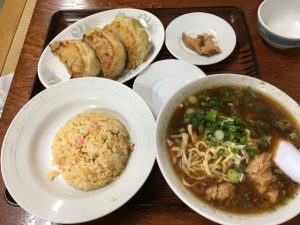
257, 0, 300, 48
155, 74, 300, 225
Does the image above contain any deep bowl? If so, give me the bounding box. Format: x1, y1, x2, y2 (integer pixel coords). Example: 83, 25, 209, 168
257, 0, 300, 48
155, 74, 300, 225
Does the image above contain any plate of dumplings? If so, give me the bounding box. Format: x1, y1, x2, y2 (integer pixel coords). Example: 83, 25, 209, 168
38, 8, 165, 88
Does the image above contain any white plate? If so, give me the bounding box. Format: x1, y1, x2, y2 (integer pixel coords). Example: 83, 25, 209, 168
1, 77, 155, 223
133, 59, 206, 118
38, 8, 165, 88
165, 12, 236, 65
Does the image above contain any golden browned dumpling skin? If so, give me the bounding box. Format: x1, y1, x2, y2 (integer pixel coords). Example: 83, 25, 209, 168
49, 40, 101, 78
104, 16, 152, 69
83, 28, 126, 79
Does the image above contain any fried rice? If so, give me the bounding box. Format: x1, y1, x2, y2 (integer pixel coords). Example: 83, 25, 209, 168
49, 112, 132, 191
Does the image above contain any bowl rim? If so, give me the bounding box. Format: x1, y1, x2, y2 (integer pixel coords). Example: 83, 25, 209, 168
155, 73, 300, 225
257, 0, 300, 41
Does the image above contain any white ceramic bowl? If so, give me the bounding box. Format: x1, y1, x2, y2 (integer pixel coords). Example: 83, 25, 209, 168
155, 74, 300, 225
257, 0, 300, 48
1, 77, 156, 223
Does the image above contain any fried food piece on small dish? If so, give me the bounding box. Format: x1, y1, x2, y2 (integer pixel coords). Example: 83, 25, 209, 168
83, 28, 126, 79
49, 40, 101, 78
104, 16, 151, 69
182, 33, 221, 56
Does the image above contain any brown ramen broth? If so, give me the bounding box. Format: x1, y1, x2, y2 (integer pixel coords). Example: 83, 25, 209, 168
166, 86, 299, 213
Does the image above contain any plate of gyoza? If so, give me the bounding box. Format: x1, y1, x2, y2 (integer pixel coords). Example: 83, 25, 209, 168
38, 8, 165, 88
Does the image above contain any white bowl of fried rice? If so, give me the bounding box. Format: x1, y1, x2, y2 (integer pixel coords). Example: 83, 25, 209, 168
1, 77, 156, 223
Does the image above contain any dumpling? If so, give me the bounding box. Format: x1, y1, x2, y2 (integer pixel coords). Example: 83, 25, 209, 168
49, 40, 101, 78
104, 16, 151, 69
82, 28, 126, 79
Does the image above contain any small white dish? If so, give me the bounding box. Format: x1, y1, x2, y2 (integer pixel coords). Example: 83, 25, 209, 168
38, 8, 165, 88
257, 0, 300, 48
133, 59, 205, 118
165, 12, 236, 65
1, 77, 155, 223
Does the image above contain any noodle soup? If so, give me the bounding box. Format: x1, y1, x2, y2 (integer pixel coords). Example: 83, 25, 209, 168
166, 86, 299, 213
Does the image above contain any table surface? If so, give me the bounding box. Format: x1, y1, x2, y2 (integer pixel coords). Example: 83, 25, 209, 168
1, 0, 300, 224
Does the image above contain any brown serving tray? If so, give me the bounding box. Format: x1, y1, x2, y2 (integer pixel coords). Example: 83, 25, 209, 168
5, 7, 259, 208
29, 7, 259, 97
